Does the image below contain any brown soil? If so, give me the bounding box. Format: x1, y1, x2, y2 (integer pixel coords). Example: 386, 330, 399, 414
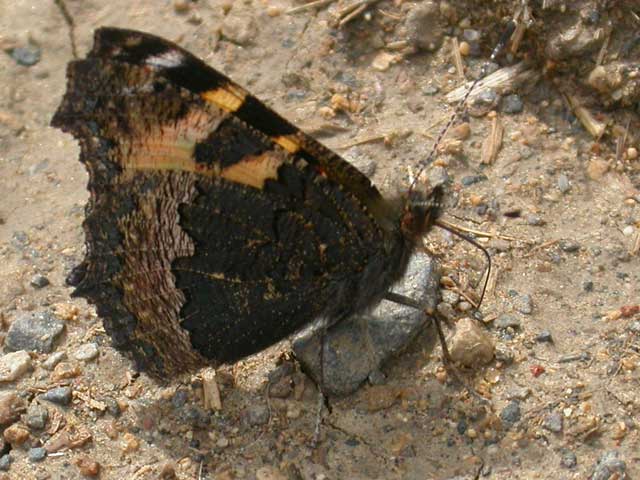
0, 1, 638, 479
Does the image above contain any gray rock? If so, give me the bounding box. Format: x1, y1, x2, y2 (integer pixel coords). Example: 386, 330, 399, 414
561, 449, 577, 468
0, 454, 11, 471
0, 350, 32, 382
557, 174, 571, 193
441, 290, 460, 305
591, 450, 626, 480
30, 274, 50, 289
245, 404, 269, 426
513, 294, 533, 315
560, 240, 580, 252
495, 314, 521, 329
73, 343, 99, 361
494, 343, 514, 365
28, 447, 47, 463
25, 403, 48, 430
525, 214, 544, 226
506, 387, 530, 401
42, 351, 66, 370
501, 94, 524, 114
293, 252, 440, 396
405, 1, 444, 52
543, 411, 563, 432
500, 401, 521, 428
629, 321, 640, 334
535, 330, 553, 343
10, 45, 41, 66
5, 311, 64, 353
42, 386, 72, 406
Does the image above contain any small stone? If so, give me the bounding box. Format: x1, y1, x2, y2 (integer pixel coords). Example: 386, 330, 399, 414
543, 411, 563, 433
171, 389, 189, 409
0, 455, 11, 472
457, 301, 472, 312
461, 174, 487, 186
173, 0, 190, 13
103, 397, 121, 417
500, 401, 521, 428
494, 343, 514, 365
506, 387, 531, 400
622, 225, 634, 236
591, 450, 626, 480
458, 41, 471, 56
561, 450, 577, 468
42, 386, 72, 406
25, 403, 49, 430
76, 456, 100, 477
513, 294, 533, 315
560, 240, 580, 252
10, 45, 41, 66
501, 94, 524, 114
629, 321, 640, 334
30, 274, 49, 289
525, 214, 544, 226
441, 290, 460, 305
0, 392, 26, 426
51, 361, 81, 381
371, 51, 397, 72
495, 314, 521, 329
245, 404, 269, 426
627, 147, 638, 160
535, 330, 553, 343
557, 174, 571, 193
28, 447, 47, 463
122, 432, 140, 453
5, 311, 65, 353
73, 343, 99, 362
449, 318, 494, 367
405, 1, 444, 52
221, 13, 256, 45
583, 280, 594, 292
436, 302, 456, 320
0, 350, 32, 382
3, 424, 29, 445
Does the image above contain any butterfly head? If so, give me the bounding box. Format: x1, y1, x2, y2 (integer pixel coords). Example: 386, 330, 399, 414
400, 182, 443, 241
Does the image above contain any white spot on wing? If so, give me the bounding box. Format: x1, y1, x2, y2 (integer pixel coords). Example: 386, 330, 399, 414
146, 50, 184, 69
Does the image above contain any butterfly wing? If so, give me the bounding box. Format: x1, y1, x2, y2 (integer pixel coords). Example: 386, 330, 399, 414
52, 28, 407, 376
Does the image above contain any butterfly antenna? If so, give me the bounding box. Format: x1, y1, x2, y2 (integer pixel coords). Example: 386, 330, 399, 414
409, 19, 517, 194
434, 219, 492, 308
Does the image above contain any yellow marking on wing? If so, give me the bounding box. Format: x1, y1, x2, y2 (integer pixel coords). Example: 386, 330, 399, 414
273, 134, 301, 153
201, 84, 246, 112
220, 152, 283, 189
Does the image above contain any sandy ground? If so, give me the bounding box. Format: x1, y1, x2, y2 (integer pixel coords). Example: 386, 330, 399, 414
0, 1, 639, 479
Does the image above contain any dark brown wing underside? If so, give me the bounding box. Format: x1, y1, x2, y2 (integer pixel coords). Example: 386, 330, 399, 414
52, 28, 408, 377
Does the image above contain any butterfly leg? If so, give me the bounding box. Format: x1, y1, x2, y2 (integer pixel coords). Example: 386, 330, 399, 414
383, 291, 488, 404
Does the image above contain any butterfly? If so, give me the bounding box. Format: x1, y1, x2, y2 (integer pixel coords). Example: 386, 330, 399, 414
51, 27, 442, 379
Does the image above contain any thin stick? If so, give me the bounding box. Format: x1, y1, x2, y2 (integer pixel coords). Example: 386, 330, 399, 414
53, 0, 78, 59
286, 0, 336, 14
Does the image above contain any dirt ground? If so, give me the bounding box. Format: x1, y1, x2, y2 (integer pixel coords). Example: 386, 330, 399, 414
1, 1, 639, 479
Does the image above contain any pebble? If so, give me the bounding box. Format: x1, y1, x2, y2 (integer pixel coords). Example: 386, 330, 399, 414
622, 225, 634, 236
583, 280, 594, 292
0, 455, 11, 472
543, 411, 563, 433
494, 343, 514, 365
30, 274, 50, 289
405, 1, 444, 52
461, 174, 487, 186
560, 449, 577, 468
557, 174, 571, 193
591, 451, 626, 480
525, 214, 544, 226
449, 317, 494, 367
245, 404, 269, 426
501, 94, 524, 114
28, 447, 47, 463
513, 294, 533, 315
495, 314, 521, 329
10, 45, 41, 66
171, 389, 189, 409
42, 386, 72, 406
436, 302, 456, 321
0, 350, 32, 382
506, 387, 530, 400
0, 392, 26, 426
74, 343, 99, 361
76, 456, 100, 477
560, 240, 580, 252
5, 311, 65, 353
500, 401, 521, 428
629, 321, 640, 334
441, 290, 460, 305
627, 147, 638, 160
535, 330, 553, 343
221, 13, 256, 46
25, 403, 49, 430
